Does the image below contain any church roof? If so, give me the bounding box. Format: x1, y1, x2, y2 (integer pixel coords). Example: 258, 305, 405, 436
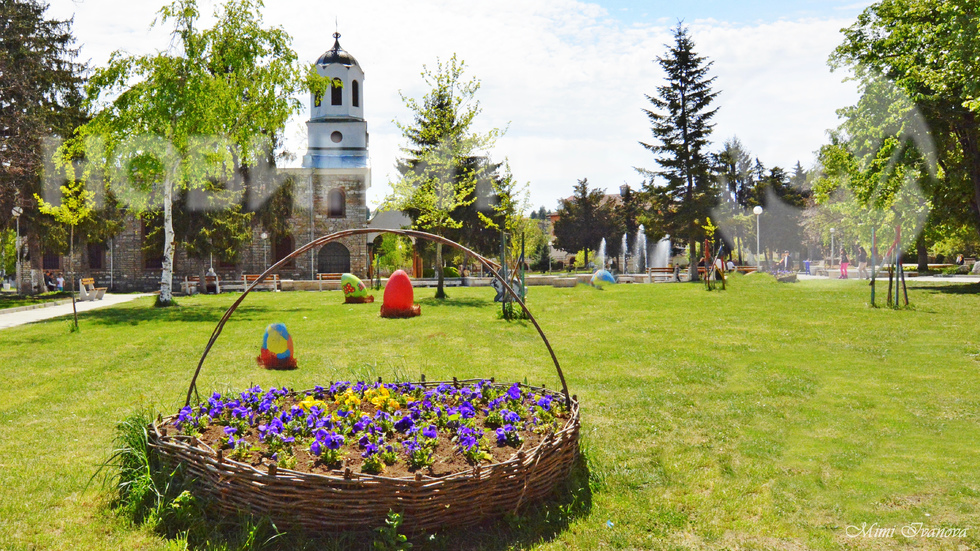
316, 32, 359, 68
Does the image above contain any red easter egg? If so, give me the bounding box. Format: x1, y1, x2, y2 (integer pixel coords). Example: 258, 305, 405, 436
383, 270, 415, 311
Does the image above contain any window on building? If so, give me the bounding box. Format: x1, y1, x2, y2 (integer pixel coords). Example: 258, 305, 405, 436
87, 243, 104, 270
331, 82, 342, 106
274, 235, 295, 267
327, 188, 345, 218
141, 219, 164, 270
43, 253, 60, 270
352, 80, 359, 107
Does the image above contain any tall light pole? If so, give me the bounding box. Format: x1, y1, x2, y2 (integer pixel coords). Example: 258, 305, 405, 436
12, 206, 22, 292
830, 227, 836, 276
753, 205, 763, 269
260, 232, 269, 268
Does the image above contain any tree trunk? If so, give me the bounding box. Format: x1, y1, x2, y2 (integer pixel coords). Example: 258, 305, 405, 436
688, 231, 698, 282
69, 225, 78, 329
434, 241, 446, 299
916, 233, 928, 272
159, 177, 175, 305
584, 249, 589, 271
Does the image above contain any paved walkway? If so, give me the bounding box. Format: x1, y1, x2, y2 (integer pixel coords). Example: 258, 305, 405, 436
0, 293, 153, 330
797, 273, 980, 283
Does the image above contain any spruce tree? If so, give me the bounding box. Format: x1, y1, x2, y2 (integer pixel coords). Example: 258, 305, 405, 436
639, 25, 720, 281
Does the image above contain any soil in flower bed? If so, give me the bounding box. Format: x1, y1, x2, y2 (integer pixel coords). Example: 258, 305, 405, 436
167, 380, 570, 479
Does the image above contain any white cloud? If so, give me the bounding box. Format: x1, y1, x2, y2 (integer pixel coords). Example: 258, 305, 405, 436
48, 0, 861, 211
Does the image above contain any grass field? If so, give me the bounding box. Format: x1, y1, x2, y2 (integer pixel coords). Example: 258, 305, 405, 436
0, 275, 978, 550
0, 290, 72, 311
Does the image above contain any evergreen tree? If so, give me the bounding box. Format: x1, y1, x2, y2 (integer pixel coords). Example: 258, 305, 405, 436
552, 178, 615, 269
0, 0, 86, 290
639, 25, 720, 281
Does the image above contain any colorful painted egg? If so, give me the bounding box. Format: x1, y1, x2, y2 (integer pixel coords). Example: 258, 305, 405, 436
383, 270, 414, 310
257, 322, 297, 369
380, 269, 421, 317
341, 273, 374, 303
341, 273, 369, 298
591, 269, 616, 287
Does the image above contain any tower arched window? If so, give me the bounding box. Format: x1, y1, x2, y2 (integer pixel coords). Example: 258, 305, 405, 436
352, 80, 359, 107
331, 82, 343, 106
327, 188, 346, 218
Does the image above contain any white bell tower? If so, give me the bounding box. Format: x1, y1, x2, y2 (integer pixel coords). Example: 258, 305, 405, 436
302, 32, 369, 170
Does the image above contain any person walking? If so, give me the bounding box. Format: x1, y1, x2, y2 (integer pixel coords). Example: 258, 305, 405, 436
838, 247, 849, 279
56, 273, 65, 291
857, 246, 869, 279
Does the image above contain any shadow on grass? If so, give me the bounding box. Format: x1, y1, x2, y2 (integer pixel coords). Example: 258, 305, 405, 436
417, 296, 493, 309
84, 302, 275, 326
911, 281, 980, 295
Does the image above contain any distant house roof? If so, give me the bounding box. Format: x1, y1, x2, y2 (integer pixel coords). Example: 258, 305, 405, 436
366, 209, 412, 242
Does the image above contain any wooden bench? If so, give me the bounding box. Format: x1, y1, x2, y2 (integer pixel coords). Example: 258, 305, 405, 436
78, 278, 106, 301
182, 275, 221, 294
646, 267, 678, 282
735, 266, 757, 274
316, 272, 343, 291
243, 274, 280, 292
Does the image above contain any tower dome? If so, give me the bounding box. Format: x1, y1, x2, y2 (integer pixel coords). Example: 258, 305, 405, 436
316, 32, 359, 68
303, 31, 368, 170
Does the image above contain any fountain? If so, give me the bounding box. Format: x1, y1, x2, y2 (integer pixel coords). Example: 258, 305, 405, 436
621, 233, 628, 273
632, 225, 647, 274
651, 236, 671, 269
595, 238, 606, 270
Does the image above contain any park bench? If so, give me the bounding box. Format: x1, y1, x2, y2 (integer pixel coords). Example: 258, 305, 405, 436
243, 273, 280, 292
735, 266, 757, 274
316, 272, 342, 291
646, 267, 677, 282
78, 278, 106, 301
182, 275, 221, 294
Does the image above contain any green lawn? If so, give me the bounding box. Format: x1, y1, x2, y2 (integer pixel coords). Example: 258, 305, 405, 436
1, 275, 978, 550
0, 291, 73, 311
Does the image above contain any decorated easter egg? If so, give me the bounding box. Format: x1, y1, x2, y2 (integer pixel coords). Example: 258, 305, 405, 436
257, 322, 297, 369
591, 269, 616, 288
383, 270, 414, 311
341, 273, 371, 298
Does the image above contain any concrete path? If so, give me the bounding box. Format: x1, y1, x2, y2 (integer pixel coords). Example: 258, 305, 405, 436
0, 293, 153, 330
797, 273, 980, 283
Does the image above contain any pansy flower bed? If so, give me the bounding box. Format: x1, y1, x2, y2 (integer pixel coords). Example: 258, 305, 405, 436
150, 379, 579, 532
165, 379, 569, 478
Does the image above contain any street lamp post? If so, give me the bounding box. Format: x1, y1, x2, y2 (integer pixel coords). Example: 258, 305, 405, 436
830, 227, 836, 277
753, 205, 763, 269
260, 232, 269, 268
12, 206, 22, 292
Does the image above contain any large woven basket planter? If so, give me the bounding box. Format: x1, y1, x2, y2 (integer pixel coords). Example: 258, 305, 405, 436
149, 383, 579, 532
162, 229, 580, 533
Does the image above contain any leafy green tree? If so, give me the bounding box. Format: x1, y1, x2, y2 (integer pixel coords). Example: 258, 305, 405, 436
833, 0, 980, 242
639, 25, 720, 281
66, 0, 302, 305
385, 55, 508, 298
552, 178, 615, 269
35, 173, 93, 329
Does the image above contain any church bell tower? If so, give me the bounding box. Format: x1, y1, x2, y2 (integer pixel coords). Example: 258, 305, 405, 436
303, 32, 369, 170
